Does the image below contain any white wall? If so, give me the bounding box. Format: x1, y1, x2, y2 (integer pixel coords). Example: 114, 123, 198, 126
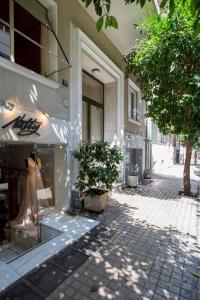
54, 145, 68, 209
0, 59, 69, 119
104, 81, 117, 144
152, 143, 174, 172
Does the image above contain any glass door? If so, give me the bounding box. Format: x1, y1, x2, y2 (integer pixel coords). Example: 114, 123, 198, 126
82, 70, 104, 142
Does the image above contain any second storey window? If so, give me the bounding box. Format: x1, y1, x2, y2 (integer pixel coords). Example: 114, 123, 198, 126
0, 0, 59, 78
128, 87, 140, 122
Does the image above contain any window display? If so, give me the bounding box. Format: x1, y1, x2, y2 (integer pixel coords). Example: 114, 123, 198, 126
0, 143, 67, 262
11, 151, 49, 235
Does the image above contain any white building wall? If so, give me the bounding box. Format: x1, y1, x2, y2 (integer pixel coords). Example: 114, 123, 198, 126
152, 143, 174, 172
104, 81, 117, 144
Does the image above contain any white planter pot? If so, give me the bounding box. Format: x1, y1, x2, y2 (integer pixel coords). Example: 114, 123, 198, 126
127, 175, 138, 187
84, 192, 108, 212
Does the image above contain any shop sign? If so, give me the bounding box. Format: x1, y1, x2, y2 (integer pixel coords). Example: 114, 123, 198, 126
2, 114, 42, 136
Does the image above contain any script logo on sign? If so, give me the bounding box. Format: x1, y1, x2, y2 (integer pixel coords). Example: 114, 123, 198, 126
2, 114, 42, 136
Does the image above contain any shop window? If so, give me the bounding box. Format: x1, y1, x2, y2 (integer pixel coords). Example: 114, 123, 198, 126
0, 0, 55, 76
82, 71, 104, 142
128, 87, 140, 122
0, 143, 67, 263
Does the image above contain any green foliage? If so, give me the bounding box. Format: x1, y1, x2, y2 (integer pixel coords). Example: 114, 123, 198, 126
125, 0, 200, 143
72, 141, 123, 194
82, 0, 200, 34
82, 0, 118, 31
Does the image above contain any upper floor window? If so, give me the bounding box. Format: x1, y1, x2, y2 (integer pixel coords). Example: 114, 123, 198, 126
128, 87, 140, 122
0, 0, 60, 79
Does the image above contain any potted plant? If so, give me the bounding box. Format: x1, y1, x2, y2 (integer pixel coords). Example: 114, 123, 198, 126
127, 164, 139, 187
72, 141, 123, 212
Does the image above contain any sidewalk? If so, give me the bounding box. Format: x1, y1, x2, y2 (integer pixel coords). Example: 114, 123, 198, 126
1, 166, 200, 300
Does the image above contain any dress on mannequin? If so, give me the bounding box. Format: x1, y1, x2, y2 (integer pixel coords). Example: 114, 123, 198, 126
12, 154, 49, 232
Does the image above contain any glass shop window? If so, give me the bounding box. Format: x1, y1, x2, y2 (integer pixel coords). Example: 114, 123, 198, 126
0, 143, 67, 263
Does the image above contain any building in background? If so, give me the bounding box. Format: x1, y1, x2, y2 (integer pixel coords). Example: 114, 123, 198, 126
124, 79, 147, 184
148, 121, 174, 173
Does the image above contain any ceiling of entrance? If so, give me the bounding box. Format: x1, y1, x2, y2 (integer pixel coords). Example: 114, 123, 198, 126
82, 51, 115, 84
79, 0, 157, 55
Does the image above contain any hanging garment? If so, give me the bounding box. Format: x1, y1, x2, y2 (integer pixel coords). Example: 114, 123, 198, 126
12, 157, 49, 230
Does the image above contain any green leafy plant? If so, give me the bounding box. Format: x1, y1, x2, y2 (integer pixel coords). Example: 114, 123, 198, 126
82, 0, 200, 34
72, 141, 123, 195
124, 0, 200, 195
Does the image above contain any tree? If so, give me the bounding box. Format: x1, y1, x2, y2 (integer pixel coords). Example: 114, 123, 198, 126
82, 0, 200, 33
124, 0, 200, 195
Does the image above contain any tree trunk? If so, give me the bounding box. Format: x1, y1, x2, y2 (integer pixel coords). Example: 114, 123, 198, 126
183, 140, 192, 196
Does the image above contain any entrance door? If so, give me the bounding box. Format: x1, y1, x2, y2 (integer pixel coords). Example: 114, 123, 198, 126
82, 70, 104, 142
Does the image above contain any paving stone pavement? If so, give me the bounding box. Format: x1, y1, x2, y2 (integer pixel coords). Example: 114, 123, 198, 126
46, 169, 200, 300
1, 167, 200, 300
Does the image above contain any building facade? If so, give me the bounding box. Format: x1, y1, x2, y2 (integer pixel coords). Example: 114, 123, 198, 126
0, 0, 157, 289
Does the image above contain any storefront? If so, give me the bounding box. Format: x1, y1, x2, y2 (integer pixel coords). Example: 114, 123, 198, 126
0, 99, 69, 262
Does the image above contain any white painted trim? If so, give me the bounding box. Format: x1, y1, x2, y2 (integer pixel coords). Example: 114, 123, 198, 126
70, 25, 82, 149
128, 118, 141, 126
80, 31, 124, 79
0, 57, 60, 89
128, 78, 141, 92
69, 24, 125, 187
38, 0, 57, 9
128, 78, 142, 124
47, 1, 58, 82
74, 27, 124, 147
153, 0, 160, 14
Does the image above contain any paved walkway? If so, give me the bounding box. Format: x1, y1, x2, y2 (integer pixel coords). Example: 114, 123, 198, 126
47, 166, 200, 300
1, 166, 200, 300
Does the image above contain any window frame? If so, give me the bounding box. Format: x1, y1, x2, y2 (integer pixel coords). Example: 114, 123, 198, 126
128, 79, 141, 125
0, 0, 57, 76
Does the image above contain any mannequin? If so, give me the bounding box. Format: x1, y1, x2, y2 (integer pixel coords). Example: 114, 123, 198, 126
25, 152, 37, 168
12, 151, 49, 232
